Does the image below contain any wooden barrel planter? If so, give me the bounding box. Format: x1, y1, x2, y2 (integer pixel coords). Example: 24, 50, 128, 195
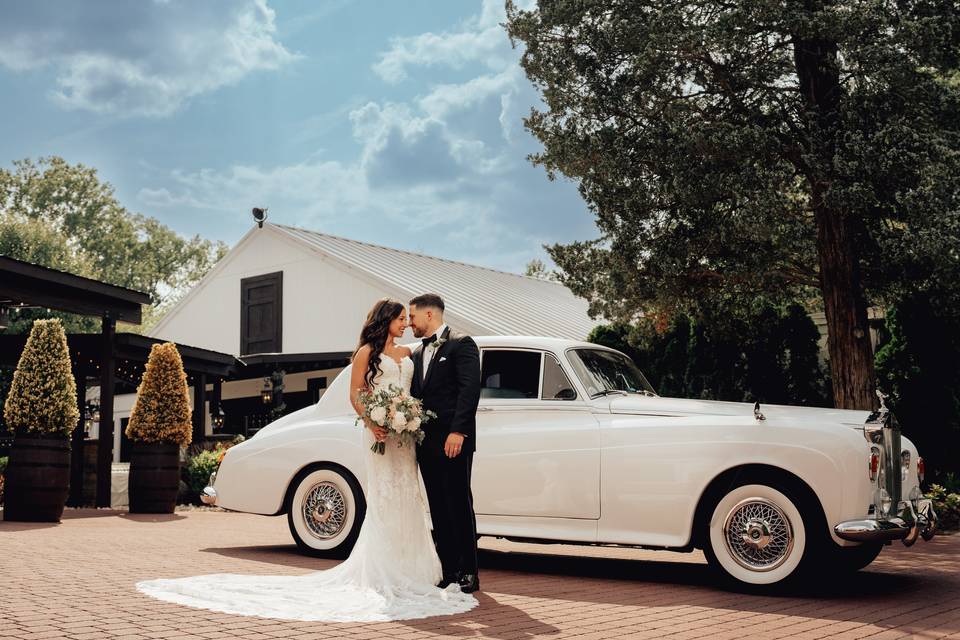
3, 433, 71, 522
129, 442, 181, 514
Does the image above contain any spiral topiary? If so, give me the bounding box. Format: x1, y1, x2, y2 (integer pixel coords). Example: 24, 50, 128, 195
125, 342, 192, 445
3, 318, 79, 436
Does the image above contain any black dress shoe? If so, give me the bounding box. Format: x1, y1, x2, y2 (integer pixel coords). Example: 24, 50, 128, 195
458, 573, 480, 593
436, 575, 456, 589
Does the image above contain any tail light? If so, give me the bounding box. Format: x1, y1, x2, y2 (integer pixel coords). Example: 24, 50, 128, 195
917, 456, 925, 484
869, 447, 881, 482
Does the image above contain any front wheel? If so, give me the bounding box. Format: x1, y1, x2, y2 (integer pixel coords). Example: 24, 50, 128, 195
703, 482, 816, 586
286, 464, 365, 558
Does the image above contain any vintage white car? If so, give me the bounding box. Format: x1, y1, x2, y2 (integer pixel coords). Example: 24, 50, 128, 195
203, 336, 937, 587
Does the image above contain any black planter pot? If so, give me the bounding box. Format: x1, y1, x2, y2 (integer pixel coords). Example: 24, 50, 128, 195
3, 432, 71, 522
129, 442, 181, 514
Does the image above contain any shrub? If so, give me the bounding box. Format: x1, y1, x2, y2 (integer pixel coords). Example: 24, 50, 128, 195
125, 343, 192, 445
3, 319, 79, 436
181, 447, 223, 504
876, 296, 960, 481
589, 303, 830, 406
926, 484, 960, 532
0, 455, 7, 506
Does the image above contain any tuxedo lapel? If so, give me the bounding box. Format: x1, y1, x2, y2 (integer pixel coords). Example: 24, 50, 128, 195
421, 326, 451, 392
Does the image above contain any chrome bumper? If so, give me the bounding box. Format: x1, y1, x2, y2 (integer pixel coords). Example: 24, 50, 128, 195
200, 471, 217, 505
835, 498, 937, 544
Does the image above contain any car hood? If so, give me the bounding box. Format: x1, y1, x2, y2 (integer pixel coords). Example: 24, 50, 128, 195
606, 395, 871, 426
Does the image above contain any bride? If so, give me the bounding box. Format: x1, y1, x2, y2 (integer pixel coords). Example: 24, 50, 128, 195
135, 298, 478, 622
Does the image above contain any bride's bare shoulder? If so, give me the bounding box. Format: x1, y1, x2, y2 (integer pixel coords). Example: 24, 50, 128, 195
353, 344, 372, 364
398, 345, 414, 359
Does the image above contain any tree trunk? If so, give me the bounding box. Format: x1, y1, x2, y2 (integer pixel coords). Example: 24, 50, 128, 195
794, 21, 877, 410
813, 207, 877, 410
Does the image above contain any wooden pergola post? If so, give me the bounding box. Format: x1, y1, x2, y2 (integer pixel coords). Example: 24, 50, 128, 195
95, 313, 116, 508
68, 368, 86, 507
192, 372, 207, 446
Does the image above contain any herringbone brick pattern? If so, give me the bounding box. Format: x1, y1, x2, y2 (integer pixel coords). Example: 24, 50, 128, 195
0, 509, 957, 639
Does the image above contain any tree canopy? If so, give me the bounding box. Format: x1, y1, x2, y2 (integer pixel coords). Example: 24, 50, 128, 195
0, 157, 228, 333
506, 0, 960, 409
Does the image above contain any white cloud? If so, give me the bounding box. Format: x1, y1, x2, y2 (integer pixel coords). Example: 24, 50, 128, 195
0, 0, 298, 117
136, 0, 584, 273
371, 0, 522, 84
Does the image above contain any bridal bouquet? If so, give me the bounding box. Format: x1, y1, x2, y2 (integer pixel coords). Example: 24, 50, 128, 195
355, 384, 435, 454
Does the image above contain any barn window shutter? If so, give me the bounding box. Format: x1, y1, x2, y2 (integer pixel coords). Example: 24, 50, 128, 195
240, 271, 283, 355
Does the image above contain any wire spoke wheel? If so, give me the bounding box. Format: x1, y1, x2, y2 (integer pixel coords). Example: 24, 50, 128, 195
302, 481, 348, 540
723, 497, 794, 572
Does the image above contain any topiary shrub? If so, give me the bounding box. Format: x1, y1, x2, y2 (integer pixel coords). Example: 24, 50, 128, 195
3, 318, 79, 436
125, 342, 192, 445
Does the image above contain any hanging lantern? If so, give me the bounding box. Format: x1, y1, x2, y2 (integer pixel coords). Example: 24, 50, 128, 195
260, 377, 272, 404
212, 407, 225, 429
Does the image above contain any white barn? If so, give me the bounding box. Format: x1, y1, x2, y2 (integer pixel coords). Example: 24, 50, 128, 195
137, 222, 601, 440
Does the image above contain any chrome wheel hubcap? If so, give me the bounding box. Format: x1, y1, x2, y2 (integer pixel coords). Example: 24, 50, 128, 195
302, 481, 347, 540
723, 498, 794, 571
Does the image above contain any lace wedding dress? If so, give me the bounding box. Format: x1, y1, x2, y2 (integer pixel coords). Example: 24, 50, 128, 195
136, 353, 478, 622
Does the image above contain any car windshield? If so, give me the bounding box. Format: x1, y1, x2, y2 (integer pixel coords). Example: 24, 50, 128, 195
567, 349, 657, 398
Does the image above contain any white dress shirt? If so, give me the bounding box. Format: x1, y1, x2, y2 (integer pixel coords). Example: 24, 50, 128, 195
421, 324, 447, 379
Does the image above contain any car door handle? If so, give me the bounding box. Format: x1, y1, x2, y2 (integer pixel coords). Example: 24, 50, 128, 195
477, 406, 493, 412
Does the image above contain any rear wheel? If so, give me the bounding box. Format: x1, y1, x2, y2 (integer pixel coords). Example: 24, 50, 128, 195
703, 482, 818, 586
286, 464, 365, 558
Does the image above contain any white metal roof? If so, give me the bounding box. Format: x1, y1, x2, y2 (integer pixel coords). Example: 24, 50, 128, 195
272, 223, 601, 341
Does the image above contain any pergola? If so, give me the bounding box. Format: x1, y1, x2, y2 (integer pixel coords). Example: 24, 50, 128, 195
0, 256, 240, 507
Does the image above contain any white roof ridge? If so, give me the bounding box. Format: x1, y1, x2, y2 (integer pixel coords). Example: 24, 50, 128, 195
272, 222, 565, 287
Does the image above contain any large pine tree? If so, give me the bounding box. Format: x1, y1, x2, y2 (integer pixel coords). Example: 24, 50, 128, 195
506, 0, 960, 409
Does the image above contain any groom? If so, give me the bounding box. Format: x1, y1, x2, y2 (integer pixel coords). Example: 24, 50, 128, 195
408, 293, 482, 593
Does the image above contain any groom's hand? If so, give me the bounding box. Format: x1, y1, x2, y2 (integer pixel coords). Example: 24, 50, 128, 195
444, 432, 465, 458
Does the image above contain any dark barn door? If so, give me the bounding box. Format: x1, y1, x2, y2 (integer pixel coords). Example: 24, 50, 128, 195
240, 272, 283, 356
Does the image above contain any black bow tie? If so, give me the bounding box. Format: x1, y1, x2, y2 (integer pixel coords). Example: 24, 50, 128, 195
422, 334, 438, 347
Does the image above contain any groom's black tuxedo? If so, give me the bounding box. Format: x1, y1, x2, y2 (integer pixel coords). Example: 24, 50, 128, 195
411, 326, 481, 580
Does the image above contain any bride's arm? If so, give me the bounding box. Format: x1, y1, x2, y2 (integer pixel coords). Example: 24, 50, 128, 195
351, 346, 387, 442
350, 345, 371, 417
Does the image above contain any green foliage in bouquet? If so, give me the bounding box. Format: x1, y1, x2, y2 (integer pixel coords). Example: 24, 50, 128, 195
3, 318, 79, 436
125, 342, 192, 445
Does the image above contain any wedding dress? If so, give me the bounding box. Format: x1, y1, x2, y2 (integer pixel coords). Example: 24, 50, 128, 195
135, 353, 478, 622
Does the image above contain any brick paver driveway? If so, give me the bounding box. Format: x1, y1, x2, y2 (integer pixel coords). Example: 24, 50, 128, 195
1, 508, 957, 640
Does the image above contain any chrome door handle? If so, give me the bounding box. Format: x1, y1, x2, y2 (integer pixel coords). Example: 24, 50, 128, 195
477, 406, 493, 412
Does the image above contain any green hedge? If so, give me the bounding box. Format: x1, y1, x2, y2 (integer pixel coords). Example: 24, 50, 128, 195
589, 303, 830, 407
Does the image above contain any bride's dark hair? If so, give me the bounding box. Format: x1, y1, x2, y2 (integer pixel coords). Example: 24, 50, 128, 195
354, 298, 405, 387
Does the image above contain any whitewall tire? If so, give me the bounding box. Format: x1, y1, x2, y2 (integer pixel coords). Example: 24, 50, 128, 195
286, 464, 365, 558
705, 483, 808, 586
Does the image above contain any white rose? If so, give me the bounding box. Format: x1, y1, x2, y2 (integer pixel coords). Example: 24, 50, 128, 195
369, 406, 387, 425
392, 412, 407, 429
407, 417, 422, 432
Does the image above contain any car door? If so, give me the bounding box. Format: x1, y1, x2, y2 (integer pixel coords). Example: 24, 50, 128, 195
472, 348, 601, 519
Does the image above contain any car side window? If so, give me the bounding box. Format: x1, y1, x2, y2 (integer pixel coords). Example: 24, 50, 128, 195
541, 353, 577, 400
480, 350, 541, 399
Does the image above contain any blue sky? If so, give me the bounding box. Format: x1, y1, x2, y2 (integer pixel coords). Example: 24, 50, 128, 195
0, 0, 598, 273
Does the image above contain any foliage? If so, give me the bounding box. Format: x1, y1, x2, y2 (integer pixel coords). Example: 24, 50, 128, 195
589, 302, 830, 406
925, 484, 960, 532
0, 156, 228, 333
524, 259, 558, 281
3, 319, 79, 436
126, 343, 192, 445
506, 0, 960, 408
0, 455, 7, 506
876, 296, 960, 480
182, 447, 223, 505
